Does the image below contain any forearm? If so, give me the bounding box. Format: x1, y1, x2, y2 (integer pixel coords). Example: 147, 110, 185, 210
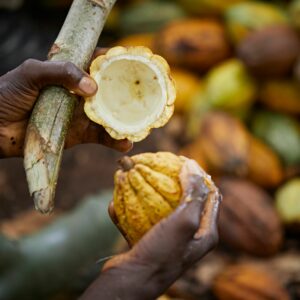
80, 269, 146, 300
79, 264, 172, 300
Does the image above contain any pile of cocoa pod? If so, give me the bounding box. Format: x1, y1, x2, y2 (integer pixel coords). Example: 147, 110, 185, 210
106, 0, 300, 299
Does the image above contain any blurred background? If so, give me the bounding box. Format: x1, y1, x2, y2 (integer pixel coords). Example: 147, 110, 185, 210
0, 0, 300, 299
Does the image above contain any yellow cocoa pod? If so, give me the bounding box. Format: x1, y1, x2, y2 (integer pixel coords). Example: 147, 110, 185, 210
116, 33, 155, 51
171, 68, 202, 114
113, 152, 218, 245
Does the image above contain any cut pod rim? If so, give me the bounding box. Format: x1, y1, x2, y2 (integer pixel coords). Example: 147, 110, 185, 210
84, 46, 176, 142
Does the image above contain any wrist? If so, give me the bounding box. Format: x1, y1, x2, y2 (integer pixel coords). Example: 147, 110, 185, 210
80, 262, 162, 300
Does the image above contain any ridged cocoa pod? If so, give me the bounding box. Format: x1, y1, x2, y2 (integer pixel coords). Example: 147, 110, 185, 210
218, 178, 283, 256
198, 112, 250, 176
260, 80, 300, 115
247, 136, 283, 188
113, 152, 219, 245
238, 25, 300, 78
154, 19, 231, 71
213, 263, 290, 300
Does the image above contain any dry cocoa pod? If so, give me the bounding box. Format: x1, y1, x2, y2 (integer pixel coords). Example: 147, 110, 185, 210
247, 136, 283, 188
218, 178, 283, 256
154, 19, 231, 71
113, 152, 219, 245
198, 112, 250, 176
260, 80, 300, 115
213, 263, 290, 300
237, 25, 300, 78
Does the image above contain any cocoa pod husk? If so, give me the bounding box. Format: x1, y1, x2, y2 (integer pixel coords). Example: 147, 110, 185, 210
198, 112, 250, 176
247, 136, 283, 188
218, 178, 283, 256
213, 263, 290, 300
237, 25, 300, 78
154, 19, 231, 72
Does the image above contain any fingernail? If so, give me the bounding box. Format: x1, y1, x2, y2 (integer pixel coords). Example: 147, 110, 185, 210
79, 76, 98, 95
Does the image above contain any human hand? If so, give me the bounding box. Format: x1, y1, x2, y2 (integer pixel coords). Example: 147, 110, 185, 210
81, 161, 221, 300
0, 53, 132, 158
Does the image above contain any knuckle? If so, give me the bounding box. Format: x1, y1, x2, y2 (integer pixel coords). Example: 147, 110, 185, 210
62, 61, 78, 77
61, 61, 83, 85
21, 58, 39, 70
18, 59, 43, 86
20, 59, 40, 74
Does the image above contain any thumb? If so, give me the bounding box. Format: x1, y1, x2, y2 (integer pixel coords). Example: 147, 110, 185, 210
19, 59, 98, 97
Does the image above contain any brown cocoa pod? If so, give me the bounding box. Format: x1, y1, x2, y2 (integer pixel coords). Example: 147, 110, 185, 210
154, 19, 231, 71
218, 178, 283, 256
260, 80, 300, 115
237, 25, 300, 78
198, 112, 250, 176
247, 136, 283, 188
213, 263, 290, 300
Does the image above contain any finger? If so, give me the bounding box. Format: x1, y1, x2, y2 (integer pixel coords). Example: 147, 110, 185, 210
108, 200, 133, 246
132, 200, 202, 263
19, 59, 98, 97
83, 123, 133, 152
180, 159, 211, 206
91, 47, 110, 61
93, 125, 133, 152
66, 101, 133, 152
194, 193, 221, 239
183, 193, 221, 265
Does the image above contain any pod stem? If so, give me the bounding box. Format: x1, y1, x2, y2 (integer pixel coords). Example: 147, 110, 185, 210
23, 0, 117, 213
119, 156, 135, 171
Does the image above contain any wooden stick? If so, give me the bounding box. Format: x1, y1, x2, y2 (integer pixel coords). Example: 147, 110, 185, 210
24, 0, 116, 213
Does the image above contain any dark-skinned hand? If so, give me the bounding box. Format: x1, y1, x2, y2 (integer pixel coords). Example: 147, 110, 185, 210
0, 51, 132, 158
80, 160, 221, 300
